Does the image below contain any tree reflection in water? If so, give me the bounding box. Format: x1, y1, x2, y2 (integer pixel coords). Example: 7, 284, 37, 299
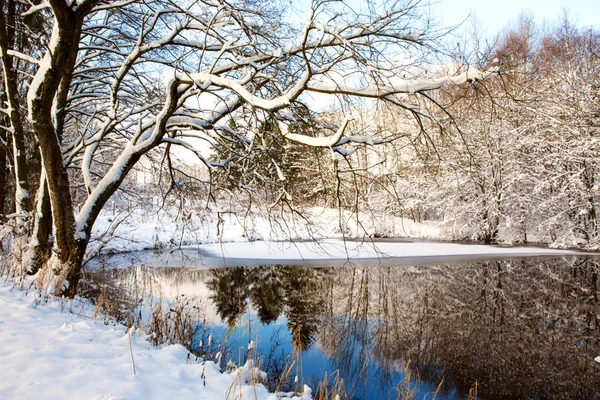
398, 258, 600, 399
204, 258, 600, 399
206, 265, 326, 350
101, 257, 599, 398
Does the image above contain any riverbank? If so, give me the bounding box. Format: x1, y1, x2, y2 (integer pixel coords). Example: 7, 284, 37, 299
2, 203, 598, 399
1, 241, 597, 399
90, 238, 593, 270
89, 205, 443, 254
0, 282, 310, 400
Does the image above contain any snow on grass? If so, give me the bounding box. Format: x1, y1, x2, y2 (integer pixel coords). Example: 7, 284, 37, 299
89, 205, 444, 254
0, 284, 309, 400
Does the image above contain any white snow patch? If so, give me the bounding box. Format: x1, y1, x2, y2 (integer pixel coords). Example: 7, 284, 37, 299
88, 205, 445, 254
0, 284, 311, 399
197, 239, 587, 266
86, 204, 599, 261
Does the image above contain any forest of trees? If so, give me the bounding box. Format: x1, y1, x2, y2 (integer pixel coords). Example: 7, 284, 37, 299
405, 15, 600, 246
0, 0, 597, 296
303, 14, 600, 248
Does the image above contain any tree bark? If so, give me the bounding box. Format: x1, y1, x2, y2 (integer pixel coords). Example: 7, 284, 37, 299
0, 119, 9, 218
27, 173, 52, 274
0, 0, 31, 218
27, 1, 102, 295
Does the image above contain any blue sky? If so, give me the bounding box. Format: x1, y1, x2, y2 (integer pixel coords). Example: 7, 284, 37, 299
434, 0, 599, 35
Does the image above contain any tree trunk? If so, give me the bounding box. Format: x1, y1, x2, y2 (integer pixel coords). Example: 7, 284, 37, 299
27, 1, 101, 296
0, 0, 31, 219
27, 9, 84, 295
26, 173, 52, 274
0, 0, 34, 277
0, 129, 7, 218
44, 237, 88, 298
34, 119, 83, 295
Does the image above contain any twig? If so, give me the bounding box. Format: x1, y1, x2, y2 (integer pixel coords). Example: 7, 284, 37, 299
128, 326, 137, 375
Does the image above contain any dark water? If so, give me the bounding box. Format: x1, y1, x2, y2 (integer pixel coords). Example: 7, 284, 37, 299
92, 254, 600, 399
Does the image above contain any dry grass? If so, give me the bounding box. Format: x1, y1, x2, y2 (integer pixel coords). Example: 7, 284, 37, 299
314, 371, 348, 400
468, 380, 479, 400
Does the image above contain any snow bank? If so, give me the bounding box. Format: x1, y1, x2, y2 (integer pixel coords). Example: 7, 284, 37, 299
90, 202, 598, 258
0, 284, 310, 400
87, 202, 595, 267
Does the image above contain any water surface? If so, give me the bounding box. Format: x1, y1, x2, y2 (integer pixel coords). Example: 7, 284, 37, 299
91, 251, 600, 399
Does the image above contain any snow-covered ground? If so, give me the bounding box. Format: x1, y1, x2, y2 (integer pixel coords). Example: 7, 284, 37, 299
0, 283, 310, 400
89, 204, 599, 256
88, 205, 443, 254
197, 239, 585, 263
88, 203, 592, 268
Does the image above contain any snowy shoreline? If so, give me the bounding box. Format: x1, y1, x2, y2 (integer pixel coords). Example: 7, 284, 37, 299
0, 282, 311, 400
1, 238, 597, 399
88, 206, 600, 261
2, 242, 597, 399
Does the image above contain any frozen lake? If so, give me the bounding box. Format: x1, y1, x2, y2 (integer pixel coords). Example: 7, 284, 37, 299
91, 238, 589, 268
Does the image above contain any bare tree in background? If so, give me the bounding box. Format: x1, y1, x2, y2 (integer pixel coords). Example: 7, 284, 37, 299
369, 14, 600, 246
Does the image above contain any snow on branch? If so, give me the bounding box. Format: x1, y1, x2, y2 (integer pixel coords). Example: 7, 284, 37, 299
166, 116, 213, 131
283, 118, 351, 148
91, 0, 137, 13
161, 137, 215, 168
177, 69, 311, 111
21, 2, 50, 17
7, 50, 40, 65
307, 66, 499, 97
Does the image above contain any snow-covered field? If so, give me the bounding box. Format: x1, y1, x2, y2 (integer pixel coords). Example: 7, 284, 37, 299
0, 283, 310, 400
89, 204, 598, 257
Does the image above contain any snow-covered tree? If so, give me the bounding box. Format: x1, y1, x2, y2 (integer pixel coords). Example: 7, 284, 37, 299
0, 0, 495, 296
523, 19, 600, 246
380, 14, 600, 247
